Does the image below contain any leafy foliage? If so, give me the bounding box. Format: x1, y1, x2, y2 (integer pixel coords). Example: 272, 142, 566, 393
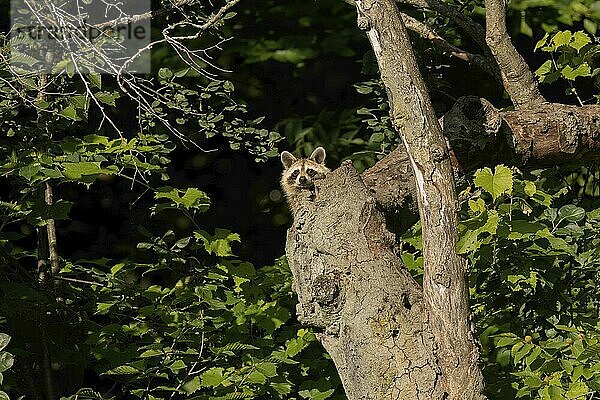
534, 30, 599, 104
1, 0, 599, 399
401, 165, 600, 399
511, 0, 600, 35
0, 333, 13, 400
0, 2, 339, 398
464, 166, 600, 399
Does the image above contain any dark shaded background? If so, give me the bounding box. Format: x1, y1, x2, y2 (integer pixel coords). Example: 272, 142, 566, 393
6, 0, 597, 268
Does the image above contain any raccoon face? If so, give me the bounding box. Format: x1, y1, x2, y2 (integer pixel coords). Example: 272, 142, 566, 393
280, 147, 330, 191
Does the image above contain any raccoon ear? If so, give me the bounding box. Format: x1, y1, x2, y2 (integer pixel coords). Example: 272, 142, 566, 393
280, 151, 297, 169
309, 147, 326, 164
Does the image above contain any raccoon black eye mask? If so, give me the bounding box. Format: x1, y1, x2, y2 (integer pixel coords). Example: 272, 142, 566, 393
280, 147, 330, 215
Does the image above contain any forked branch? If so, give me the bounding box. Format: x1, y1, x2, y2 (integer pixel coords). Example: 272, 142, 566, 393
355, 0, 486, 398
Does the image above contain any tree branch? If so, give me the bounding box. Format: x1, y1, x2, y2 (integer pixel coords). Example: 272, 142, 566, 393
363, 98, 600, 209
401, 0, 490, 57
356, 0, 485, 397
92, 0, 236, 29
401, 13, 501, 83
45, 182, 60, 276
484, 0, 546, 108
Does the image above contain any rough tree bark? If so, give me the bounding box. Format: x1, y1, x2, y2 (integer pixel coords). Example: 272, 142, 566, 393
287, 164, 444, 399
285, 0, 599, 399
484, 0, 546, 108
288, 0, 486, 398
364, 98, 600, 210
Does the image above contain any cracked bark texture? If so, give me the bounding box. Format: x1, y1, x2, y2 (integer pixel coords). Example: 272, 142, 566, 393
286, 162, 445, 399
286, 0, 597, 398
287, 0, 486, 397
363, 98, 600, 210
355, 0, 485, 398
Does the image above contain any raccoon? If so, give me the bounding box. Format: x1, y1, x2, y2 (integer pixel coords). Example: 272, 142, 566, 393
280, 147, 331, 215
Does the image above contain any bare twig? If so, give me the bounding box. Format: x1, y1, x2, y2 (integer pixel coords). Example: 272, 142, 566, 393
53, 276, 104, 286
401, 13, 501, 82
44, 182, 60, 276
401, 0, 491, 57
7, 0, 243, 149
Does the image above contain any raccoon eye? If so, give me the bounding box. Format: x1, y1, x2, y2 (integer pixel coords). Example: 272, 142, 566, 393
291, 170, 299, 179
307, 169, 316, 177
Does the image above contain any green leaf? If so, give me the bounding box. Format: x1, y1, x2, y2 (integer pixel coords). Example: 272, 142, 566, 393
246, 370, 267, 384
511, 342, 524, 358
182, 377, 201, 394
561, 64, 592, 80
102, 365, 141, 375
139, 349, 162, 358
583, 19, 597, 35
507, 220, 545, 239
62, 162, 103, 179
552, 31, 572, 48
457, 210, 499, 254
496, 335, 519, 347
578, 344, 600, 360
158, 68, 173, 80
0, 390, 9, 400
180, 188, 210, 208
83, 134, 110, 145
168, 359, 186, 372
96, 302, 116, 314
195, 229, 241, 257
271, 382, 292, 396
200, 367, 225, 387
256, 362, 277, 378
524, 374, 543, 389
524, 181, 537, 196
66, 61, 75, 78
89, 72, 102, 89
28, 200, 73, 226
0, 334, 8, 352
299, 388, 335, 400
535, 33, 549, 51
155, 187, 210, 211
110, 263, 126, 275
19, 164, 41, 181
558, 205, 586, 222
525, 346, 542, 366
535, 60, 554, 77
566, 382, 588, 399
514, 343, 533, 364
0, 352, 14, 373
570, 31, 591, 51
521, 18, 533, 37
60, 105, 81, 121
285, 337, 305, 357
474, 165, 513, 201
95, 92, 119, 106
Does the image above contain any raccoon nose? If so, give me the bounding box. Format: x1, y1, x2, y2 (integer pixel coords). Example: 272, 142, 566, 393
298, 176, 307, 184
